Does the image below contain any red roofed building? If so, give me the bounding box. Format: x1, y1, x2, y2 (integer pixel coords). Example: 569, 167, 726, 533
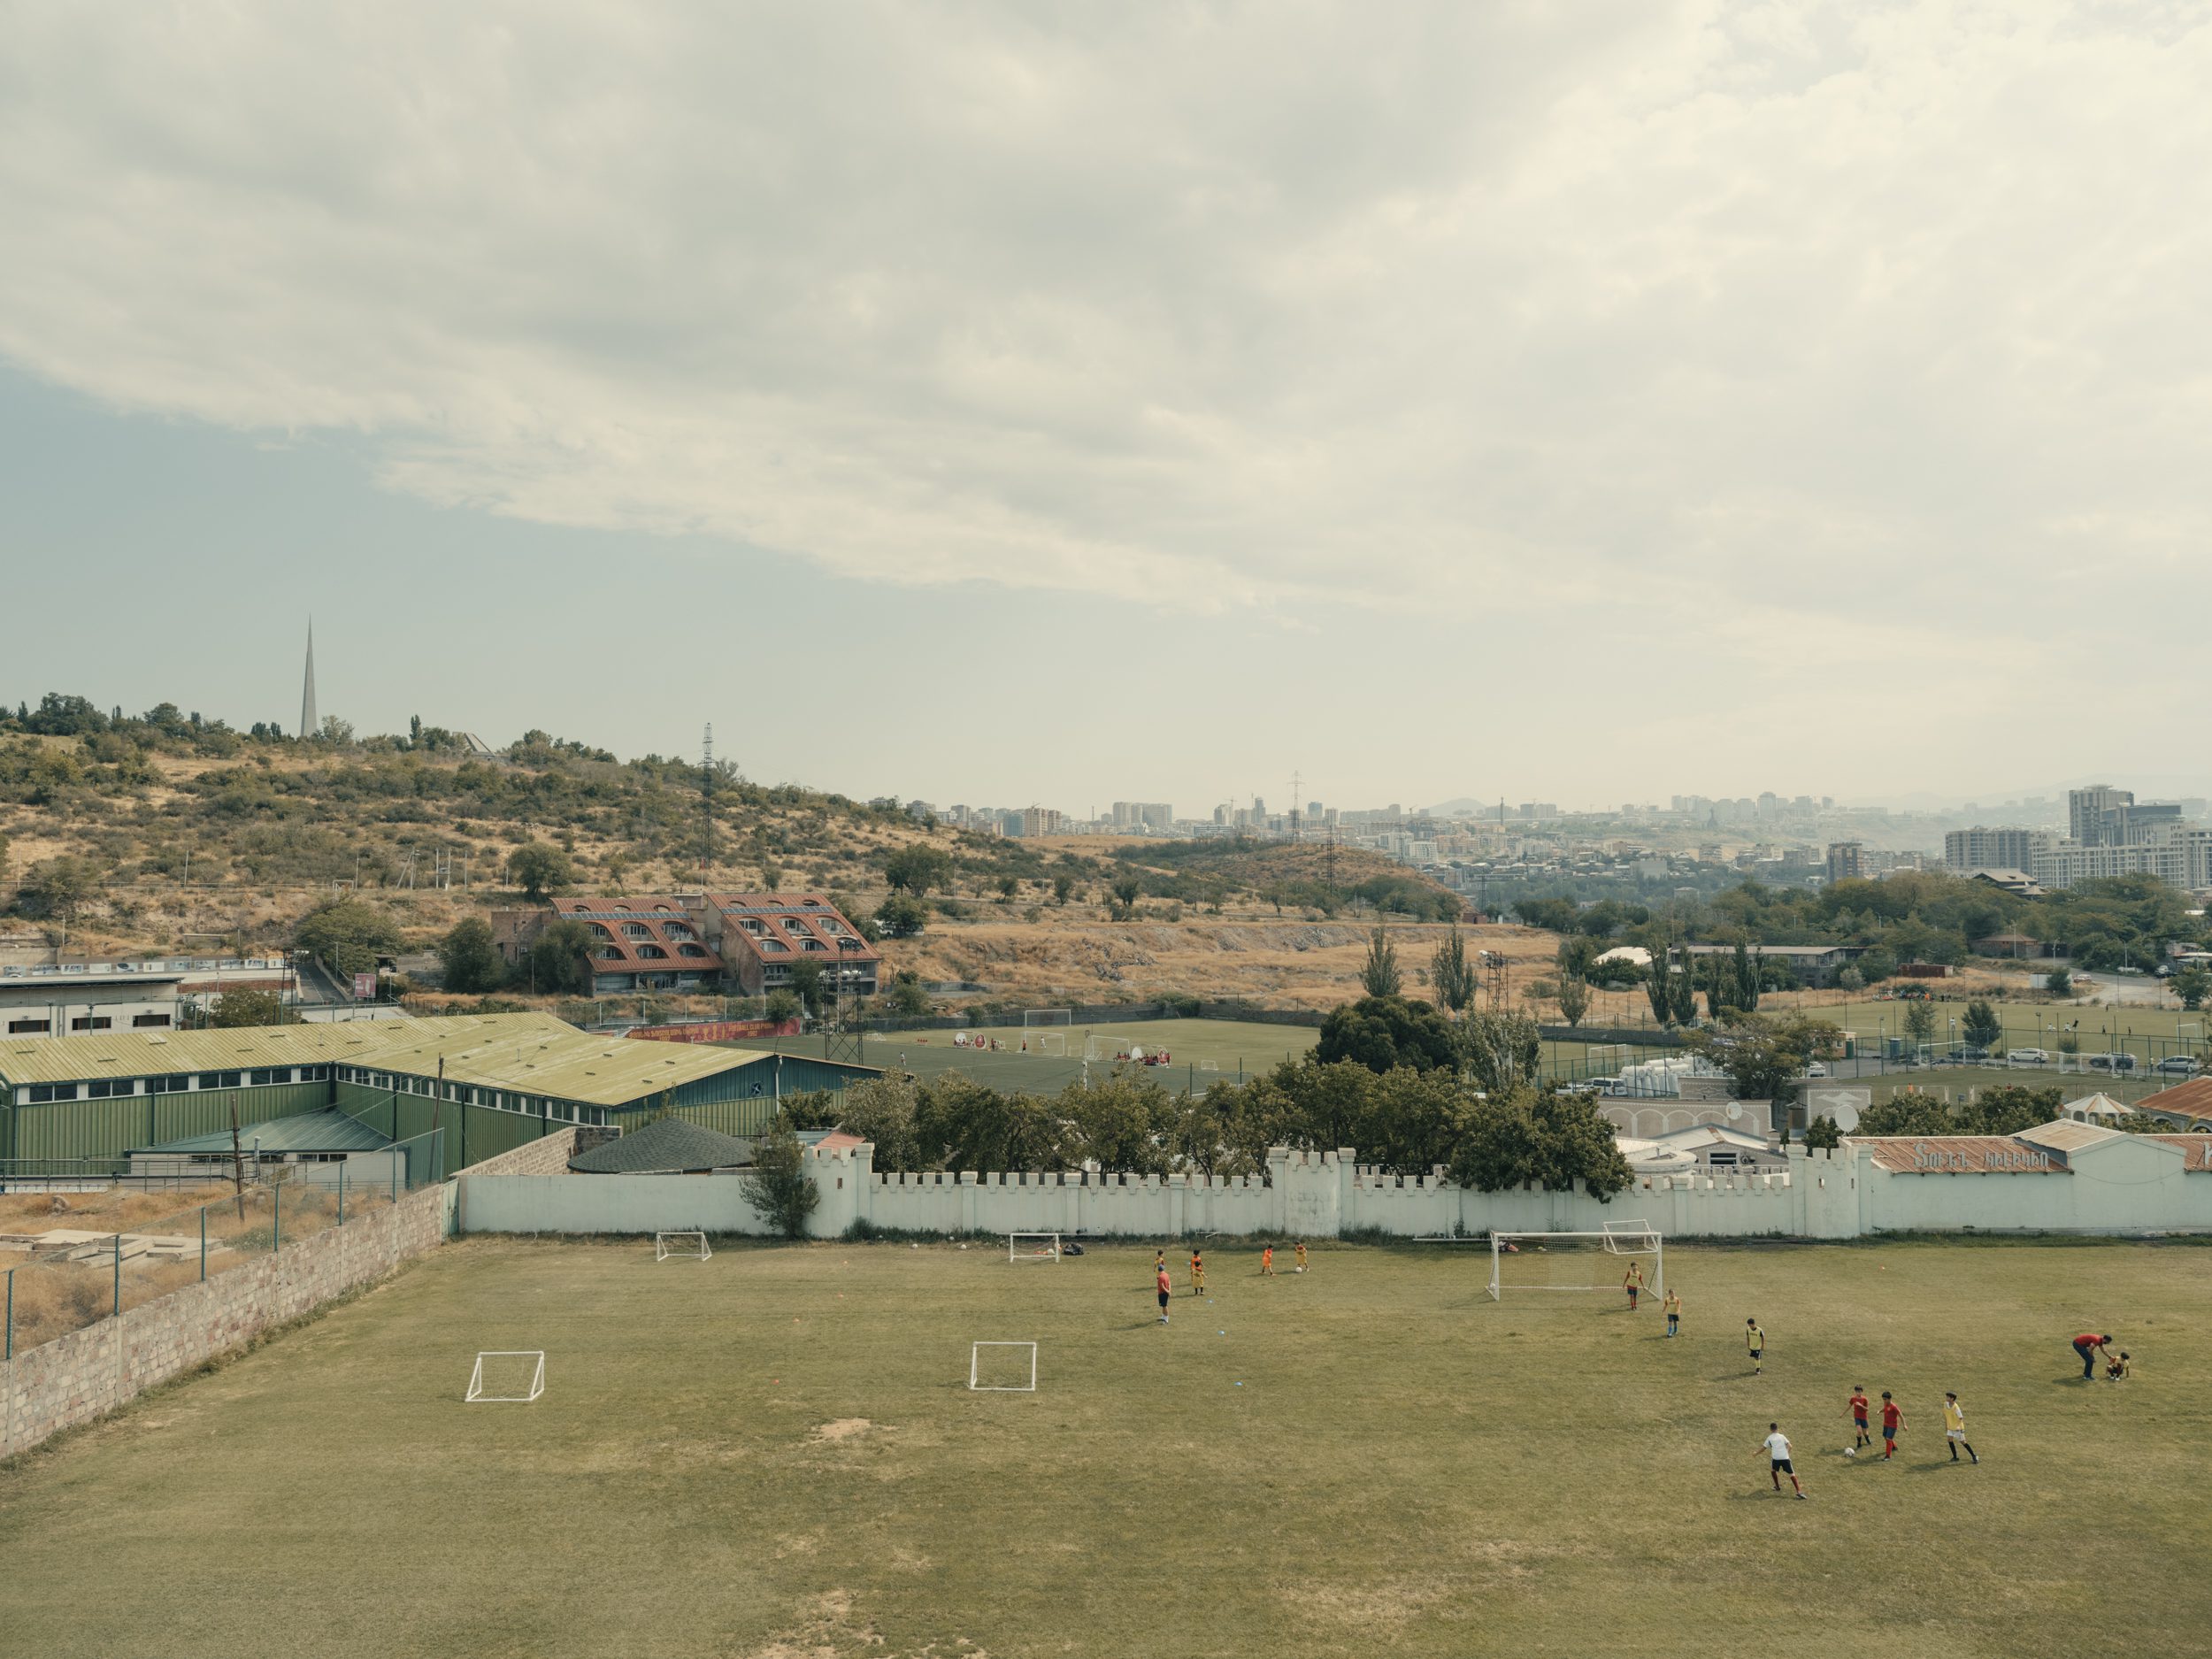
549, 898, 723, 995
698, 894, 880, 1000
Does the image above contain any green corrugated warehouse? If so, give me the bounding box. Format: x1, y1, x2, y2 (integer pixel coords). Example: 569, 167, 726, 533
0, 1013, 876, 1172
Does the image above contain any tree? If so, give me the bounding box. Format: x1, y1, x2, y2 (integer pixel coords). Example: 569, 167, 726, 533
1689, 1014, 1842, 1110
506, 842, 574, 900
2045, 965, 2072, 998
1644, 947, 1674, 1024
764, 988, 803, 1024
1802, 1115, 1843, 1150
1669, 946, 1698, 1025
1904, 1000, 1937, 1048
521, 918, 595, 996
787, 957, 826, 1015
1051, 874, 1076, 905
1732, 941, 1762, 1014
1462, 1009, 1543, 1093
1110, 874, 1143, 910
295, 897, 401, 976
1855, 1094, 1956, 1136
742, 1120, 820, 1239
209, 987, 284, 1027
1448, 1087, 1632, 1201
1358, 923, 1402, 997
887, 970, 930, 1018
995, 875, 1020, 900
883, 844, 953, 896
438, 917, 505, 995
15, 856, 101, 924
875, 892, 927, 938
834, 1075, 923, 1170
1962, 999, 2004, 1051
2173, 968, 2211, 1012
1431, 925, 1478, 1015
1315, 995, 1457, 1074
1556, 976, 1592, 1027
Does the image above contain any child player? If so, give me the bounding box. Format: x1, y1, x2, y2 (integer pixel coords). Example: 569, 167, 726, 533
1941, 1392, 1978, 1464
1746, 1317, 1765, 1376
1262, 1244, 1277, 1278
1663, 1286, 1681, 1337
1294, 1240, 1309, 1273
1879, 1390, 1905, 1460
1156, 1259, 1172, 1325
1760, 1423, 1808, 1499
1189, 1248, 1205, 1296
1623, 1259, 1645, 1310
1846, 1386, 1872, 1451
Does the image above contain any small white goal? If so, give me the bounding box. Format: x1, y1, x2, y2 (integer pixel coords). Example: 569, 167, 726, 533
1009, 1232, 1061, 1263
465, 1350, 545, 1403
969, 1340, 1038, 1392
656, 1230, 710, 1262
1026, 1032, 1067, 1056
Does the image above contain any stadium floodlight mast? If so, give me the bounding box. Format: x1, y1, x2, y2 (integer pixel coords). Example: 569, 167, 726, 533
1487, 1221, 1664, 1302
969, 1340, 1039, 1392
465, 1350, 546, 1403
656, 1231, 710, 1262
1008, 1233, 1061, 1263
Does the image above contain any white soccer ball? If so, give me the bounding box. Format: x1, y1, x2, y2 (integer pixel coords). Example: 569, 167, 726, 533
1295, 1266, 1304, 1273
1843, 1447, 1856, 1458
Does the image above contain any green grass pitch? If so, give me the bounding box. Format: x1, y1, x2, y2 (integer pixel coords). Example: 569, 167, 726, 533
4, 1237, 2208, 1658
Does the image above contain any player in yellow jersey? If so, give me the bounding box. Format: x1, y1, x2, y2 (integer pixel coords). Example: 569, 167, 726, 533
1941, 1392, 1978, 1463
1189, 1249, 1205, 1295
1663, 1287, 1681, 1337
1294, 1241, 1309, 1273
1746, 1317, 1765, 1375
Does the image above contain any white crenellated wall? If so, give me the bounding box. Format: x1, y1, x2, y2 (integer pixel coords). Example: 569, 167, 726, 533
455, 1138, 2212, 1241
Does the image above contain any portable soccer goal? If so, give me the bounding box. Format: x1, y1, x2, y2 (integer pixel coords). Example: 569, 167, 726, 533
1083, 1033, 1125, 1063
1487, 1224, 1664, 1301
465, 1350, 546, 1403
969, 1340, 1039, 1392
656, 1230, 710, 1262
1026, 1032, 1068, 1056
1009, 1232, 1062, 1263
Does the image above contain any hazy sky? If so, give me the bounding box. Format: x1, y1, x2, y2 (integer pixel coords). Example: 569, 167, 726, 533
4, 3, 2209, 814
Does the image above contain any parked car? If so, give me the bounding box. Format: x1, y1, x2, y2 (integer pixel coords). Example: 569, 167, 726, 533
1955, 1046, 1992, 1062
2154, 1056, 2202, 1076
2085, 1052, 2139, 1074
2007, 1048, 2050, 1065
1804, 1062, 1828, 1079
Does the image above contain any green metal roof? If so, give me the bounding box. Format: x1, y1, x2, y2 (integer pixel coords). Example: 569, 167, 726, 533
0, 1013, 569, 1087
567, 1118, 756, 1173
132, 1108, 394, 1156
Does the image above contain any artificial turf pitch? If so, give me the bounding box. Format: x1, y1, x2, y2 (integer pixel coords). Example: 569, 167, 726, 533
3, 1236, 2208, 1659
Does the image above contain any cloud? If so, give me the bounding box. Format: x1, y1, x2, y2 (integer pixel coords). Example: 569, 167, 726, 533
3, 0, 2210, 643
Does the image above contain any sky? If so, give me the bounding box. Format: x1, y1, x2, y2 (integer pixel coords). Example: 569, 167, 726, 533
3, 2, 2209, 816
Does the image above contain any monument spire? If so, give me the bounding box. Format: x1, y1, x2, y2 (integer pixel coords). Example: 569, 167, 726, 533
300, 619, 319, 739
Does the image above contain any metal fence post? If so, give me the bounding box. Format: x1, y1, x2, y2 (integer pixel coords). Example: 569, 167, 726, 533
273, 1182, 281, 1253
339, 1163, 346, 1225
200, 1204, 208, 1282
6, 1266, 13, 1361
112, 1230, 122, 1319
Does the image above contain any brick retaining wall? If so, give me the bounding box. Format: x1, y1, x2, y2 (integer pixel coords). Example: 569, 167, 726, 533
0, 1132, 580, 1461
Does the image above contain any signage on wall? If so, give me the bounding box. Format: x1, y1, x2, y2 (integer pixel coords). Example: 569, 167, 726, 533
354, 972, 375, 1001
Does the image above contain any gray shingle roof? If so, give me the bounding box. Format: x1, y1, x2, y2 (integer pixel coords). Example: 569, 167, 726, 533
566, 1117, 755, 1173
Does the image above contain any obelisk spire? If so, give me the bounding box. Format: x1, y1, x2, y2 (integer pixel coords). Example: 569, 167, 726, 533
300, 619, 319, 739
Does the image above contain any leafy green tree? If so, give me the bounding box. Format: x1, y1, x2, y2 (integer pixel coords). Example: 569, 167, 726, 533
2173, 967, 2211, 1011
1431, 925, 1479, 1015
834, 1075, 923, 1170
210, 987, 285, 1027
1052, 874, 1076, 905
437, 916, 505, 994
1963, 1085, 2063, 1135
1732, 941, 1761, 1013
505, 841, 574, 900
1358, 923, 1402, 997
874, 892, 927, 938
1462, 1009, 1543, 1093
1802, 1115, 1842, 1150
787, 957, 826, 1015
1855, 1094, 1955, 1136
883, 844, 954, 896
521, 918, 595, 996
1689, 1014, 1841, 1110
996, 875, 1020, 900
1449, 1087, 1632, 1201
1669, 946, 1698, 1024
295, 897, 401, 976
913, 1075, 1069, 1171
1962, 999, 2004, 1051
742, 1120, 821, 1239
1317, 995, 1457, 1074
887, 971, 930, 1018
1110, 874, 1143, 911
764, 987, 803, 1024
15, 856, 101, 924
1904, 1000, 1937, 1048
1556, 976, 1592, 1027
1644, 947, 1674, 1024
1061, 1070, 1175, 1177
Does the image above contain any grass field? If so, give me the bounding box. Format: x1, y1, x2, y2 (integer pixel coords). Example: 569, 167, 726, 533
4, 1237, 2208, 1659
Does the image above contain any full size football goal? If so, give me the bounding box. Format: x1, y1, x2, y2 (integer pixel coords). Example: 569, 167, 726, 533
1025, 1031, 1068, 1056
465, 1350, 546, 1403
656, 1231, 710, 1262
969, 1340, 1039, 1392
1487, 1221, 1663, 1301
1009, 1233, 1061, 1263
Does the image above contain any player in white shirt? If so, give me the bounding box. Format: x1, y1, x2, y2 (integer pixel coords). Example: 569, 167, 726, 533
1761, 1423, 1808, 1498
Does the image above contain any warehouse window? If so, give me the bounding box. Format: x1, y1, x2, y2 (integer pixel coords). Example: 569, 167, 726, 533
130, 1012, 173, 1028
69, 1015, 114, 1032
28, 1084, 74, 1102
86, 1079, 135, 1098
6, 1018, 50, 1034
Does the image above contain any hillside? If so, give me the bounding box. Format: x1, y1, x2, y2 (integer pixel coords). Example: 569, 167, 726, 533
0, 696, 1471, 1010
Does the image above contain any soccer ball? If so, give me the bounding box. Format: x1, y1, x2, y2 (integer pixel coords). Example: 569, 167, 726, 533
1844, 1448, 1857, 1458
1295, 1266, 1304, 1274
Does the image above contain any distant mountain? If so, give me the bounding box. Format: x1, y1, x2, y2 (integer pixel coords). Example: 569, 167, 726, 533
1421, 797, 1496, 818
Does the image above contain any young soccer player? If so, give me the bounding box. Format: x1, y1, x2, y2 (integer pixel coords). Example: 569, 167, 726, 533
1761, 1423, 1808, 1498
1156, 1261, 1172, 1324
1942, 1392, 1978, 1463
1624, 1260, 1645, 1310
1262, 1244, 1277, 1277
1847, 1386, 1872, 1449
1746, 1317, 1765, 1375
2108, 1349, 2131, 1380
1879, 1390, 1905, 1460
2072, 1333, 2114, 1379
1294, 1241, 1309, 1273
1189, 1249, 1205, 1296
1663, 1287, 1681, 1337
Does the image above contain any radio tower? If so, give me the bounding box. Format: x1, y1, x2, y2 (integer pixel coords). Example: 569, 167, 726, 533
1289, 771, 1302, 842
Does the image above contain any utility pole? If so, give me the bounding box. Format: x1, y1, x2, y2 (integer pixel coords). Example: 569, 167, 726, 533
1290, 771, 1302, 842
